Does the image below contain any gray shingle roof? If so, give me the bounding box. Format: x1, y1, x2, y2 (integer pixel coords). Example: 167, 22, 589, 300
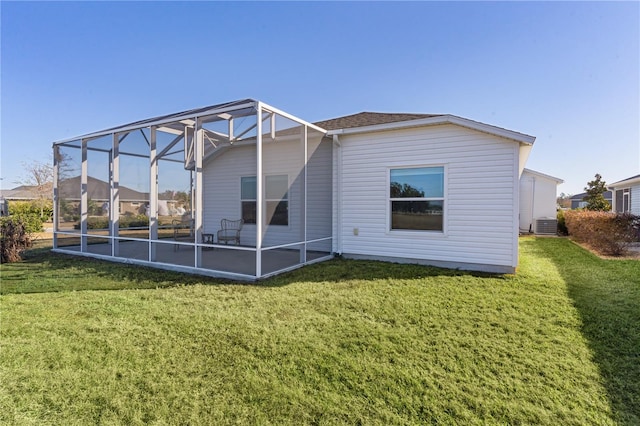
610, 174, 640, 185
571, 191, 612, 200
314, 112, 443, 131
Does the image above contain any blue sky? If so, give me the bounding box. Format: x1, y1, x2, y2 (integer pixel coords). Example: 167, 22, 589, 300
1, 1, 638, 195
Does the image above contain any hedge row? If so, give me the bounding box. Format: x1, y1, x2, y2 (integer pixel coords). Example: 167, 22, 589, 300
564, 210, 640, 256
74, 215, 150, 230
0, 214, 43, 234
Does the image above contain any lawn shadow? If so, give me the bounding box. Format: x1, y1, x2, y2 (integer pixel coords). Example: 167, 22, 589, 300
2, 246, 505, 295
1, 248, 237, 294
265, 255, 505, 287
521, 237, 640, 425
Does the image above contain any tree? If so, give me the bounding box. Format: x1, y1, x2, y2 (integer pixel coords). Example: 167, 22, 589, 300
390, 182, 424, 198
17, 158, 54, 220
583, 173, 611, 211
556, 192, 572, 209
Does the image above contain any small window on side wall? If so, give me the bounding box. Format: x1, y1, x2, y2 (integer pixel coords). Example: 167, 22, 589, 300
241, 175, 289, 226
389, 166, 444, 231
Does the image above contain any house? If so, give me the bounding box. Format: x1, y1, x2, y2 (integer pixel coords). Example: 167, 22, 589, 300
608, 174, 640, 214
0, 184, 52, 217
52, 99, 535, 280
518, 169, 563, 234
570, 191, 612, 209
0, 184, 52, 202
57, 176, 150, 217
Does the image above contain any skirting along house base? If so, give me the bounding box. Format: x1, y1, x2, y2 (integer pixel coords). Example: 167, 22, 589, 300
53, 99, 536, 279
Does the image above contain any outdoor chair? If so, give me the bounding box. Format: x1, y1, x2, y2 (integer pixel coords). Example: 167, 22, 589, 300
172, 216, 194, 251
217, 218, 244, 245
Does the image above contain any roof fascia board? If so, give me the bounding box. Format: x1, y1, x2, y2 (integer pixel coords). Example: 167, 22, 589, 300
327, 114, 536, 145
53, 100, 258, 145
522, 168, 564, 183
608, 176, 640, 188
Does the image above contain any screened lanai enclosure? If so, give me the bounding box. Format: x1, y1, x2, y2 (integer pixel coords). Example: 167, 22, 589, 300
53, 99, 333, 280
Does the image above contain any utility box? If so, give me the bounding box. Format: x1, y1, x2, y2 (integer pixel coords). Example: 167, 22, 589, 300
519, 169, 563, 234
535, 218, 557, 235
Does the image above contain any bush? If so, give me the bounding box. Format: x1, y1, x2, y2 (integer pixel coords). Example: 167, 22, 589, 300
3, 213, 44, 234
557, 210, 568, 236
9, 200, 53, 222
121, 215, 149, 229
564, 210, 639, 256
74, 215, 149, 230
0, 218, 32, 263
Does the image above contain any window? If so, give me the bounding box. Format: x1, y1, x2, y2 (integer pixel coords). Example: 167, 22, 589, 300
241, 176, 257, 224
241, 175, 289, 226
389, 166, 444, 231
623, 188, 630, 213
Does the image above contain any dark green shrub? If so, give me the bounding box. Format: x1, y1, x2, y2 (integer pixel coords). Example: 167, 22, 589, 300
74, 215, 149, 230
557, 210, 568, 236
121, 215, 149, 229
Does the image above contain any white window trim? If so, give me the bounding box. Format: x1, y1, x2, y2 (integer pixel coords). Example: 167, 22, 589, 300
240, 174, 290, 227
623, 188, 630, 213
386, 164, 447, 236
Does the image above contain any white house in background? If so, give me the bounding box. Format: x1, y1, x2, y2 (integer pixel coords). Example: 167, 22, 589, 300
519, 168, 563, 234
608, 174, 640, 215
52, 100, 535, 279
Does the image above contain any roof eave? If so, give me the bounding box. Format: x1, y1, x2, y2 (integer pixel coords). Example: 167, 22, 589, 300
608, 175, 640, 189
327, 114, 535, 145
523, 168, 564, 184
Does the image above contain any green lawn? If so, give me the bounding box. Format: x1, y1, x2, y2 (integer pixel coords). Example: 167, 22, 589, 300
1, 238, 638, 425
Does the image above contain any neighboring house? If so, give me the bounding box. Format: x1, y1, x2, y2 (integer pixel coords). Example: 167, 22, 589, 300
608, 174, 640, 215
0, 184, 52, 217
519, 169, 563, 234
57, 176, 150, 216
570, 191, 612, 209
52, 99, 536, 279
0, 184, 52, 202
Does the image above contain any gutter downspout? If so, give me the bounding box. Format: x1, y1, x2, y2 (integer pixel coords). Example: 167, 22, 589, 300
333, 134, 342, 255
529, 177, 536, 233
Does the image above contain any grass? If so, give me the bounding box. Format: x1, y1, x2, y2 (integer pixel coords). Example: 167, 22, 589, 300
1, 237, 638, 425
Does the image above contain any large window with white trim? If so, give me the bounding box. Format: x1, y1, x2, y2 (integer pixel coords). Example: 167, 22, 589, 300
241, 175, 289, 226
615, 188, 631, 213
389, 166, 444, 231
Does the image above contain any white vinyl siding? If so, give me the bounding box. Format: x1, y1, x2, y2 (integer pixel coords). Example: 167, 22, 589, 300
203, 137, 332, 248
519, 169, 561, 233
337, 124, 519, 270
631, 184, 640, 215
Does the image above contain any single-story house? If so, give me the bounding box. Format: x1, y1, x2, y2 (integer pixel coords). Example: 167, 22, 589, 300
0, 184, 52, 202
570, 191, 612, 209
0, 184, 52, 216
519, 168, 563, 234
52, 99, 535, 280
608, 174, 640, 214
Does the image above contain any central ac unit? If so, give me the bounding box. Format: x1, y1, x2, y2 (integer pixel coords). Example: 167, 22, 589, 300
535, 218, 557, 235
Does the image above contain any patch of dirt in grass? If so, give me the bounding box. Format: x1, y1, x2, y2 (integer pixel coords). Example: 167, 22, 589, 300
571, 239, 640, 260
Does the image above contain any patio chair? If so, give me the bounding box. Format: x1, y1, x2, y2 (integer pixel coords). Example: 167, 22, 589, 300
217, 218, 244, 246
172, 216, 194, 251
